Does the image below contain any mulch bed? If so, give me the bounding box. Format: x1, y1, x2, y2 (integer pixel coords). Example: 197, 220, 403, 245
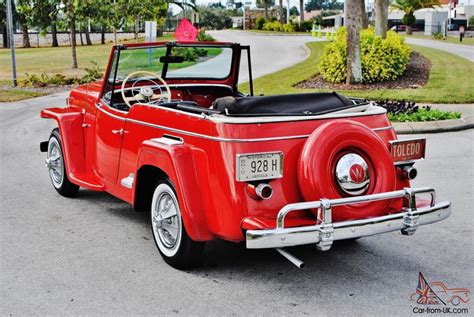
295, 52, 431, 90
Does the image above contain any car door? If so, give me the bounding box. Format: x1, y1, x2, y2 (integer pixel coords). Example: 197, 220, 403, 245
94, 48, 126, 190
95, 101, 126, 190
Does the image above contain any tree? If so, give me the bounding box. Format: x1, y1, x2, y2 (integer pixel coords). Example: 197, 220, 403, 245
256, 0, 275, 19
32, 0, 61, 47
278, 0, 283, 23
345, 0, 362, 84
359, 0, 368, 28
197, 5, 232, 30
390, 0, 440, 35
1, 0, 8, 48
375, 0, 389, 38
289, 6, 299, 16
16, 0, 34, 47
305, 0, 342, 12
299, 0, 304, 25
63, 0, 77, 68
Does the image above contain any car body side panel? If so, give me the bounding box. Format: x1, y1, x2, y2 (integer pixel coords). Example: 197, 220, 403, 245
137, 141, 214, 241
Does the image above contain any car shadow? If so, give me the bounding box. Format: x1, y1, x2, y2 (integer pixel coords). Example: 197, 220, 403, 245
74, 188, 426, 284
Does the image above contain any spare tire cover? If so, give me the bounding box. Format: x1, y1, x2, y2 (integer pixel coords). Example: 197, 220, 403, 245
297, 120, 396, 221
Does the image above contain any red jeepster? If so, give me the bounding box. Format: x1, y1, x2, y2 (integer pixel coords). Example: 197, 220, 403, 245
40, 41, 451, 269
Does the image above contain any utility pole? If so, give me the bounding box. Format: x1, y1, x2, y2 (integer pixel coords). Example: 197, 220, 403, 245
6, 0, 17, 87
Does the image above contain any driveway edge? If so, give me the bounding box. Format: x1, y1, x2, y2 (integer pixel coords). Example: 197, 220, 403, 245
394, 116, 474, 134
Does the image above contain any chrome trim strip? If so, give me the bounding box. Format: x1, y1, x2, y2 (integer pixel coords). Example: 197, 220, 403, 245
96, 104, 394, 143
372, 125, 394, 132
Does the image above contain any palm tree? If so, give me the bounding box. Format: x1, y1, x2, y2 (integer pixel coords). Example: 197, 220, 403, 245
390, 0, 440, 35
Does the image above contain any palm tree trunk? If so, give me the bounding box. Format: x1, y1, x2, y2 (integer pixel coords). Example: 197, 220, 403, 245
51, 20, 59, 47
299, 0, 304, 25
279, 0, 284, 24
346, 0, 362, 84
359, 0, 368, 28
375, 0, 389, 38
406, 25, 413, 35
264, 0, 269, 19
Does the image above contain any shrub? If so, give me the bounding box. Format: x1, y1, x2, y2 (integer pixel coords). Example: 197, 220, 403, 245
373, 100, 461, 122
256, 17, 266, 30
319, 27, 411, 84
80, 60, 103, 84
197, 30, 216, 42
432, 31, 444, 40
281, 23, 296, 32
172, 47, 209, 62
263, 21, 282, 31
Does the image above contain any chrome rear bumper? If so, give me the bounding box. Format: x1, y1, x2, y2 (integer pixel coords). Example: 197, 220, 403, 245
246, 187, 451, 250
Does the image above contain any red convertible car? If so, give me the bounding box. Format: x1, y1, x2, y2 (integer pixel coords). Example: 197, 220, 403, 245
40, 41, 451, 269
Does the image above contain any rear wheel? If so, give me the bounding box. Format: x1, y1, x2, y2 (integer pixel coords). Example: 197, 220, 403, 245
47, 129, 79, 197
150, 179, 205, 269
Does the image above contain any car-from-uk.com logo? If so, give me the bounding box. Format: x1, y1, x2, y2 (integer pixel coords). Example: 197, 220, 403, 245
410, 273, 470, 314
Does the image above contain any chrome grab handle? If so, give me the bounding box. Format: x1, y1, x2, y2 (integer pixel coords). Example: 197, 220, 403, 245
112, 129, 128, 135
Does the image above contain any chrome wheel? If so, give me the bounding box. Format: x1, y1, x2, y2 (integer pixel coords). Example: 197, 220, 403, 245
47, 136, 64, 189
151, 183, 182, 257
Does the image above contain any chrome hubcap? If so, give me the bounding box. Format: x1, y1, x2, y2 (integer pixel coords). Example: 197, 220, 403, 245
335, 153, 370, 196
47, 139, 63, 188
152, 192, 181, 250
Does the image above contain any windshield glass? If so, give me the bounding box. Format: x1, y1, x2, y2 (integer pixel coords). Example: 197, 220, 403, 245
115, 45, 232, 81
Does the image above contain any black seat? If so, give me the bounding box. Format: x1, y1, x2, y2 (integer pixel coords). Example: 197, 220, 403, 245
212, 92, 358, 116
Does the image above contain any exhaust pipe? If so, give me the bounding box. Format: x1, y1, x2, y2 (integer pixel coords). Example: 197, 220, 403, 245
276, 248, 305, 269
247, 183, 273, 200
399, 166, 418, 180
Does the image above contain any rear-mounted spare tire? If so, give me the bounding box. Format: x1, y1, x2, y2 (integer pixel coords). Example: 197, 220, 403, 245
297, 120, 396, 221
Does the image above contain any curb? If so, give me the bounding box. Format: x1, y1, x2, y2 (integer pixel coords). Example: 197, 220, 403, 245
393, 116, 474, 134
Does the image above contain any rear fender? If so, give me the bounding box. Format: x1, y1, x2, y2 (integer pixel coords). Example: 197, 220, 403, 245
41, 107, 85, 183
137, 140, 213, 241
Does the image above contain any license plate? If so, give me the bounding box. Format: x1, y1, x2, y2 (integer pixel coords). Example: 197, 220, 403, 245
390, 138, 426, 162
236, 152, 283, 182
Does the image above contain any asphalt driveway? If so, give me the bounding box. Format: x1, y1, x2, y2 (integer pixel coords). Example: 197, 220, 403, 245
1, 90, 473, 315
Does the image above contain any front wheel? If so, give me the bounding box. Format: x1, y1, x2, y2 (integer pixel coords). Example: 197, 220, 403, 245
150, 179, 205, 269
46, 129, 79, 197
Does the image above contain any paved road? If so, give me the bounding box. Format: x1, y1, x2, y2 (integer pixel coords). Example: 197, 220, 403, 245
208, 30, 323, 83
217, 30, 474, 63
404, 37, 474, 62
1, 91, 473, 315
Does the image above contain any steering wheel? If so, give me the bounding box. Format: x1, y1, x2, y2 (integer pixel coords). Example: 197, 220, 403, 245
121, 71, 172, 108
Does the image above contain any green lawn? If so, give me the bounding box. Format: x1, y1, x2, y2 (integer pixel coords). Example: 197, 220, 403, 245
403, 34, 474, 46
0, 89, 46, 102
0, 35, 175, 81
239, 42, 474, 103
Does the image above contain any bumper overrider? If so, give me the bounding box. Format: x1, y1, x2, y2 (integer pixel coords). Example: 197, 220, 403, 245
246, 187, 451, 251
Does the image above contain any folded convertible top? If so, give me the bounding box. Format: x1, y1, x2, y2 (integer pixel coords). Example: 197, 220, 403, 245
213, 92, 360, 116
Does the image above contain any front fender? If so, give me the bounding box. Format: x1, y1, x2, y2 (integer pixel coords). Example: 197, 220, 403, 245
137, 139, 214, 241
41, 107, 86, 185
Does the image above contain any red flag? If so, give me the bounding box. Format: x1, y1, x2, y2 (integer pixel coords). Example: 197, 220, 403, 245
174, 18, 198, 42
